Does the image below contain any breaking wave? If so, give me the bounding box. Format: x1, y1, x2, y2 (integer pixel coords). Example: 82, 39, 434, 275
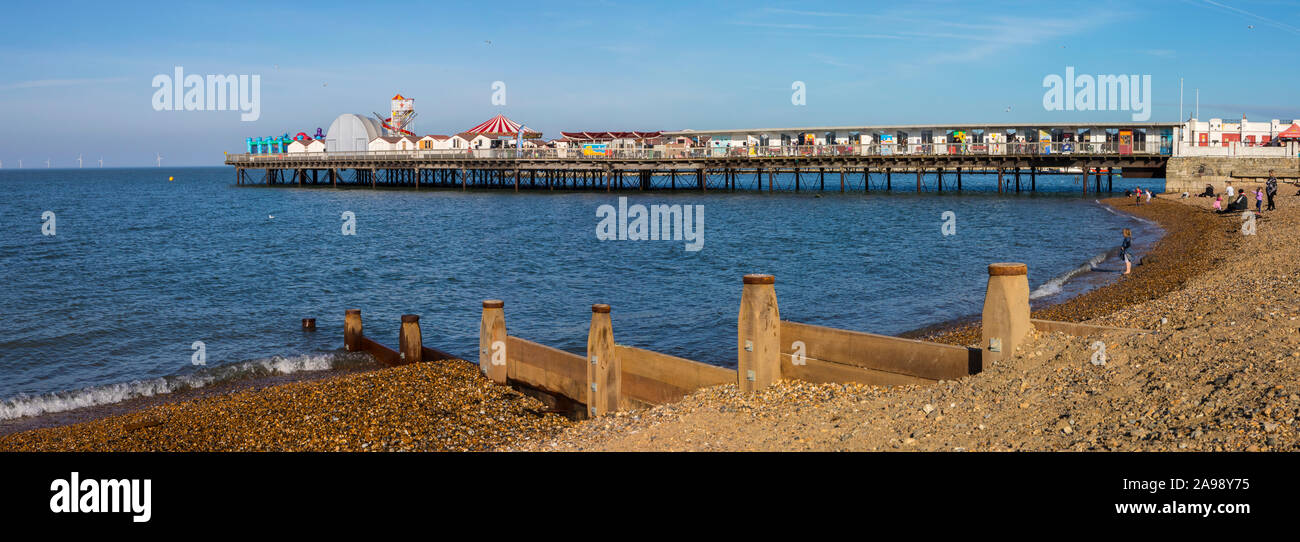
1029, 250, 1112, 300
0, 352, 372, 420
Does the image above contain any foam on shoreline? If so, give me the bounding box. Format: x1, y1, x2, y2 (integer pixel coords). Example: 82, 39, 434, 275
0, 352, 373, 421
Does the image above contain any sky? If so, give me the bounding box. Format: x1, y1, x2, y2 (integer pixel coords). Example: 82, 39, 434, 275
0, 0, 1297, 166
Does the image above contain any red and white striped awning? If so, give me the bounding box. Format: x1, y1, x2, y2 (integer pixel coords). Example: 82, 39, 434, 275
463, 114, 541, 137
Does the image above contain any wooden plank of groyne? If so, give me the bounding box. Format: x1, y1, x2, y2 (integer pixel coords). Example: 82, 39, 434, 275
506, 336, 586, 403
780, 320, 972, 381
780, 353, 933, 387
358, 336, 403, 367
1030, 319, 1149, 337
616, 345, 735, 405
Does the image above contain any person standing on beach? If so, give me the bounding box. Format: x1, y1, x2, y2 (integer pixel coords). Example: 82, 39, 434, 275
1213, 195, 1223, 211
1226, 182, 1235, 198
1266, 171, 1278, 211
1255, 187, 1264, 212
1135, 187, 1143, 205
1146, 189, 1153, 204
1121, 228, 1133, 275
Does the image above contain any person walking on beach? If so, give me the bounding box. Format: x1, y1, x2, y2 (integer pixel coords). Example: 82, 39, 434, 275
1213, 194, 1223, 211
1121, 228, 1133, 275
1266, 171, 1278, 211
1135, 187, 1143, 205
1146, 189, 1153, 204
1226, 181, 1235, 198
1255, 187, 1264, 212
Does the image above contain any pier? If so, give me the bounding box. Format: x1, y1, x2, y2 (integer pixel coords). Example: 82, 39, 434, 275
226, 122, 1184, 194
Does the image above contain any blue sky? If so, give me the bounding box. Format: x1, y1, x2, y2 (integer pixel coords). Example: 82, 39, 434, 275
0, 0, 1297, 166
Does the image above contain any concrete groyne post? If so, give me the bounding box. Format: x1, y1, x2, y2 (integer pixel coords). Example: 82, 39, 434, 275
399, 314, 423, 364
479, 300, 508, 384
586, 304, 619, 417
981, 263, 1031, 367
738, 274, 780, 393
344, 309, 362, 352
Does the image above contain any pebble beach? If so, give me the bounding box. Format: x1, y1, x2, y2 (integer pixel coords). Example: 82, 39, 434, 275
4, 188, 1294, 452
522, 191, 1300, 451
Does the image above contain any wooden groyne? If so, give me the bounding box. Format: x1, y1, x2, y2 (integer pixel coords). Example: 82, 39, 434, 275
339, 263, 1149, 418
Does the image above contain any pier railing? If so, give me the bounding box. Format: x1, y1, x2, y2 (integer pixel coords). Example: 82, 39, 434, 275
227, 141, 1167, 164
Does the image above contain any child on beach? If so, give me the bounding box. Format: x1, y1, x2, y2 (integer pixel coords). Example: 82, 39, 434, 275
1135, 187, 1143, 205
1121, 228, 1133, 275
1213, 195, 1222, 211
1256, 187, 1264, 212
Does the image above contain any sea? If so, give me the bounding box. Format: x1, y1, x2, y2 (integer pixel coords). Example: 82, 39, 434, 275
0, 167, 1162, 421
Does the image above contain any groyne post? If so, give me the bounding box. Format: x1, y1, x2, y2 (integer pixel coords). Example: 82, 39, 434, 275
344, 309, 362, 352
981, 263, 1031, 367
738, 274, 780, 393
399, 314, 423, 364
302, 318, 316, 331
479, 300, 508, 384
586, 304, 620, 416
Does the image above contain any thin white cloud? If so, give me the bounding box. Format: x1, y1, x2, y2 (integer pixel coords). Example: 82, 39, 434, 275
1193, 0, 1300, 34
0, 77, 127, 91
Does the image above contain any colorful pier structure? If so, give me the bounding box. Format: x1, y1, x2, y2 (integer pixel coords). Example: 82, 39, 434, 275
227, 122, 1187, 193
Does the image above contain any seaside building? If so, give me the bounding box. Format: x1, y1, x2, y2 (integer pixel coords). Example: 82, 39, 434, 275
560, 131, 664, 151
287, 138, 326, 153
325, 114, 383, 152
368, 135, 419, 151
417, 135, 452, 150
1181, 116, 1300, 147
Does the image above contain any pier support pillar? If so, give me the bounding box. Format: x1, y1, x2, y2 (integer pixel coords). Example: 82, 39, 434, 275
1015, 167, 1021, 193
738, 274, 780, 393
957, 167, 962, 191
886, 168, 892, 190
344, 309, 362, 352
399, 314, 423, 364
981, 263, 1031, 369
479, 300, 508, 384
586, 304, 620, 417
917, 168, 922, 192
998, 168, 1004, 194
1031, 167, 1037, 191
840, 168, 845, 192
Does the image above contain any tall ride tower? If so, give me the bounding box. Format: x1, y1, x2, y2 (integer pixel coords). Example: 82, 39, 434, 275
374, 93, 417, 137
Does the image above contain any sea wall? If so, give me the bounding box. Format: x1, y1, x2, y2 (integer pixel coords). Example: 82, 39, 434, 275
1165, 156, 1299, 193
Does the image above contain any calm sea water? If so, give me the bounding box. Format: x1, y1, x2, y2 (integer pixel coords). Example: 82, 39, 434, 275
0, 167, 1162, 418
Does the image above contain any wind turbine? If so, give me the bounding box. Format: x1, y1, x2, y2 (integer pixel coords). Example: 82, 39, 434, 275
155, 153, 163, 167
98, 157, 104, 168
18, 159, 22, 168
45, 158, 51, 168
77, 154, 83, 168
